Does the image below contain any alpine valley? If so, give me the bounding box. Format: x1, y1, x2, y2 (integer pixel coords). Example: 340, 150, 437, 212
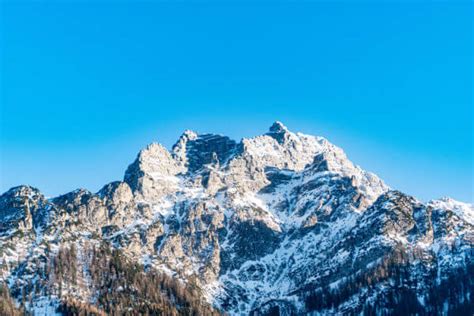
1, 122, 473, 315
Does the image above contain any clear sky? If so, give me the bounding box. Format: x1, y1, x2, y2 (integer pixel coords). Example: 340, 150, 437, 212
1, 1, 472, 202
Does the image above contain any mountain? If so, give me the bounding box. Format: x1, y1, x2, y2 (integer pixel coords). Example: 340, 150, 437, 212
1, 121, 473, 315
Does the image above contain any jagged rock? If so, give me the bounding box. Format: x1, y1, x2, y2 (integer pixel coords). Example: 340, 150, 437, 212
172, 129, 199, 168
98, 181, 133, 205
179, 133, 238, 173
0, 186, 50, 234
1, 121, 472, 315
124, 143, 183, 200
52, 189, 108, 230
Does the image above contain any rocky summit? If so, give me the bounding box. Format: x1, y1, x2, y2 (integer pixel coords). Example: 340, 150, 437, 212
1, 122, 473, 315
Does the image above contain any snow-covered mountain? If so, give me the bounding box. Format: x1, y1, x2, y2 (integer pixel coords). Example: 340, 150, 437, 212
1, 122, 473, 315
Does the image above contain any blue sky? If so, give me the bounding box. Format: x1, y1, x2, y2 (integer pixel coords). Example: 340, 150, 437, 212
1, 1, 472, 202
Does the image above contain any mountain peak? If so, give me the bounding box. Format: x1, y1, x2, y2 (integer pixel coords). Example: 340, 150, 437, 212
268, 121, 289, 133
266, 121, 292, 144
429, 197, 474, 225
181, 129, 198, 140
1, 122, 472, 316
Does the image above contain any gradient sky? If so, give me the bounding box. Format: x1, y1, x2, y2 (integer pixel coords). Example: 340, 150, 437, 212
1, 1, 472, 202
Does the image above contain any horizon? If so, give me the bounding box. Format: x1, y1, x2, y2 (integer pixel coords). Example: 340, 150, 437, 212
1, 2, 472, 202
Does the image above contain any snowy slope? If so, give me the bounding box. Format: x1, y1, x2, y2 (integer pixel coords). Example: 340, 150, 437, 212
0, 122, 472, 315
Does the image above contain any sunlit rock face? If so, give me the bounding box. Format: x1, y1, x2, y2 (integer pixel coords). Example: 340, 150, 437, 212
1, 122, 473, 315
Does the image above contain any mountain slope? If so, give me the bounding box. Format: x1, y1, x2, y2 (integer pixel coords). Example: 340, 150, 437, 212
1, 122, 472, 315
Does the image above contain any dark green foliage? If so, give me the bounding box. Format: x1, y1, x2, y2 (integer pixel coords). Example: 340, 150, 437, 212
304, 247, 474, 315
53, 244, 78, 287
57, 297, 106, 316
54, 243, 220, 316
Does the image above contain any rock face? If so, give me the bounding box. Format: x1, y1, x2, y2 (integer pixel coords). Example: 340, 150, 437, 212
0, 122, 473, 315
